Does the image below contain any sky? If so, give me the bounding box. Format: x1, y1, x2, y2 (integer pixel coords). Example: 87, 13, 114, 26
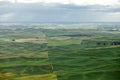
0, 0, 120, 23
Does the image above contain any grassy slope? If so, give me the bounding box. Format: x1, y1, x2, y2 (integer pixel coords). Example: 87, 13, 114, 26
0, 25, 120, 80
0, 41, 56, 80
46, 28, 120, 80
48, 44, 120, 80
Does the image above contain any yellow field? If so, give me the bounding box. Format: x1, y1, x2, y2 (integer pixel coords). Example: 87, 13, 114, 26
13, 74, 57, 80
85, 45, 120, 50
15, 38, 47, 43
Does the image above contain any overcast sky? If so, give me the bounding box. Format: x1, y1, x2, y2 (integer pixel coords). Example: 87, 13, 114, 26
0, 0, 120, 23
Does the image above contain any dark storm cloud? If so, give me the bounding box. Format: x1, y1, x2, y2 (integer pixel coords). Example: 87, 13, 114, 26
0, 2, 120, 22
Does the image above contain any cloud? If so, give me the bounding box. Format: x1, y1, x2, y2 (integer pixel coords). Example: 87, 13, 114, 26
1, 0, 119, 5
0, 2, 120, 23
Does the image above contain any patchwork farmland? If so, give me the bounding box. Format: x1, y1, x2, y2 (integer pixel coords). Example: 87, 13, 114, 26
0, 24, 120, 80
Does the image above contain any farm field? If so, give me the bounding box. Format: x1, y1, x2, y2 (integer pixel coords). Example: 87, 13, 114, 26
0, 27, 57, 80
46, 24, 120, 80
0, 24, 120, 80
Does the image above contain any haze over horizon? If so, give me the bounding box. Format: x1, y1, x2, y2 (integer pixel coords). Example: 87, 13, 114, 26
0, 0, 120, 23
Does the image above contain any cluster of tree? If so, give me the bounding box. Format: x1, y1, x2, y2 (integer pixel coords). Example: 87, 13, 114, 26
111, 42, 120, 45
97, 42, 120, 46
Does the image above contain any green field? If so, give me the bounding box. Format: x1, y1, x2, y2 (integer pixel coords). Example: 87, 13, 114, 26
0, 27, 57, 80
0, 24, 120, 80
46, 25, 120, 80
48, 45, 120, 80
